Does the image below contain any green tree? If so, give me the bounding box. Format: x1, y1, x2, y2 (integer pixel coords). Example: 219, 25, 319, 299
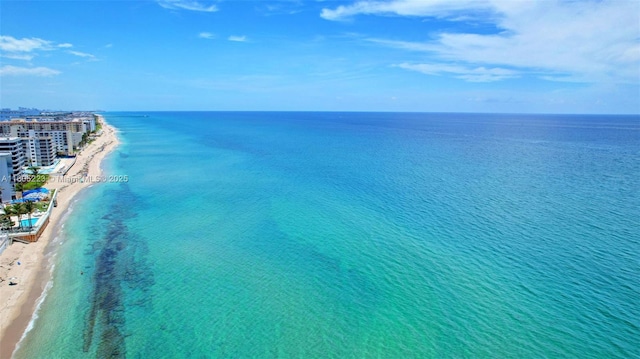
80, 133, 89, 148
15, 182, 24, 199
0, 214, 14, 230
23, 201, 36, 231
28, 166, 40, 176
12, 203, 26, 229
3, 204, 19, 229
0, 205, 15, 230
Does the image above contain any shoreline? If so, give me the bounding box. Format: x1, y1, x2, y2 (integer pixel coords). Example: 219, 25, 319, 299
0, 116, 120, 359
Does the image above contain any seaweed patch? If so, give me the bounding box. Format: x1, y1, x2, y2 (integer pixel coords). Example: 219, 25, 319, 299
83, 184, 154, 357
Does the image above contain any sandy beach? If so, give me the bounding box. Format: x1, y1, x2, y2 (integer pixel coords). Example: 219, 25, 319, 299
0, 116, 120, 358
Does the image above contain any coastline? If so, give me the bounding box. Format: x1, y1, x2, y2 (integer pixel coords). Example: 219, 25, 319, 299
0, 116, 120, 359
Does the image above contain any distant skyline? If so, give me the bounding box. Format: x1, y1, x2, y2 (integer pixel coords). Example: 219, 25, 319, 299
1, 0, 639, 114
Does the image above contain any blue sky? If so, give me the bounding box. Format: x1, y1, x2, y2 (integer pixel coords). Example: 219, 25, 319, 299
1, 0, 638, 113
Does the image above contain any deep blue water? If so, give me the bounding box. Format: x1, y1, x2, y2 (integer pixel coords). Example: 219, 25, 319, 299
15, 112, 640, 358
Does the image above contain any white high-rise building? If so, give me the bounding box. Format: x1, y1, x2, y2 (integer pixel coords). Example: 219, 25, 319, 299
0, 118, 89, 155
22, 133, 56, 166
0, 153, 14, 202
0, 137, 27, 175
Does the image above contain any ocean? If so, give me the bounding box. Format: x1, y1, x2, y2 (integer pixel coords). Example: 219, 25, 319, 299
13, 112, 639, 358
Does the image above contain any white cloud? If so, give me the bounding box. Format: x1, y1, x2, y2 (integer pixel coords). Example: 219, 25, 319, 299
0, 65, 61, 77
228, 35, 247, 42
0, 36, 54, 52
321, 0, 490, 21
0, 35, 100, 68
396, 63, 519, 82
157, 0, 218, 12
0, 53, 34, 61
68, 50, 95, 58
198, 32, 216, 39
366, 38, 432, 52
0, 36, 78, 63
322, 0, 640, 83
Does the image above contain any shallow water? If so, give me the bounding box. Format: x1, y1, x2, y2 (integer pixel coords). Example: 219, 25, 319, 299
15, 112, 640, 358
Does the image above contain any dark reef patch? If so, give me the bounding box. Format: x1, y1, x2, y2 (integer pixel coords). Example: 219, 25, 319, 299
83, 184, 154, 358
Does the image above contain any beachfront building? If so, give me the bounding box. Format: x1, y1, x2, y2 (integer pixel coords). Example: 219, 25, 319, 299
82, 116, 97, 132
0, 116, 92, 155
0, 153, 14, 202
17, 129, 72, 156
22, 134, 56, 167
0, 138, 27, 175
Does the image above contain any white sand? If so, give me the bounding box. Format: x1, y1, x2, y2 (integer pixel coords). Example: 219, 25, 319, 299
0, 116, 120, 358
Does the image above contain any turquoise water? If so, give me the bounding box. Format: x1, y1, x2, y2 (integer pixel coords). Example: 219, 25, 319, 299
14, 112, 640, 358
33, 159, 60, 174
19, 217, 40, 228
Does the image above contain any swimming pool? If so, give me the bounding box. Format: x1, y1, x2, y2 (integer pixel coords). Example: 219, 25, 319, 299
28, 159, 60, 174
20, 217, 40, 228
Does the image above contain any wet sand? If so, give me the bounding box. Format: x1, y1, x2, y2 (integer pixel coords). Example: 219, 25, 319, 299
0, 116, 120, 358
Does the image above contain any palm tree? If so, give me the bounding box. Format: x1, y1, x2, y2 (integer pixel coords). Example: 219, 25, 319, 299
23, 201, 36, 231
15, 182, 24, 199
0, 188, 11, 229
2, 204, 17, 230
0, 206, 15, 230
28, 166, 41, 177
0, 188, 6, 210
11, 203, 26, 230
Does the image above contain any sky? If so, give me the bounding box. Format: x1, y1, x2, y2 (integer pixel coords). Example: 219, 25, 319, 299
0, 0, 639, 114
